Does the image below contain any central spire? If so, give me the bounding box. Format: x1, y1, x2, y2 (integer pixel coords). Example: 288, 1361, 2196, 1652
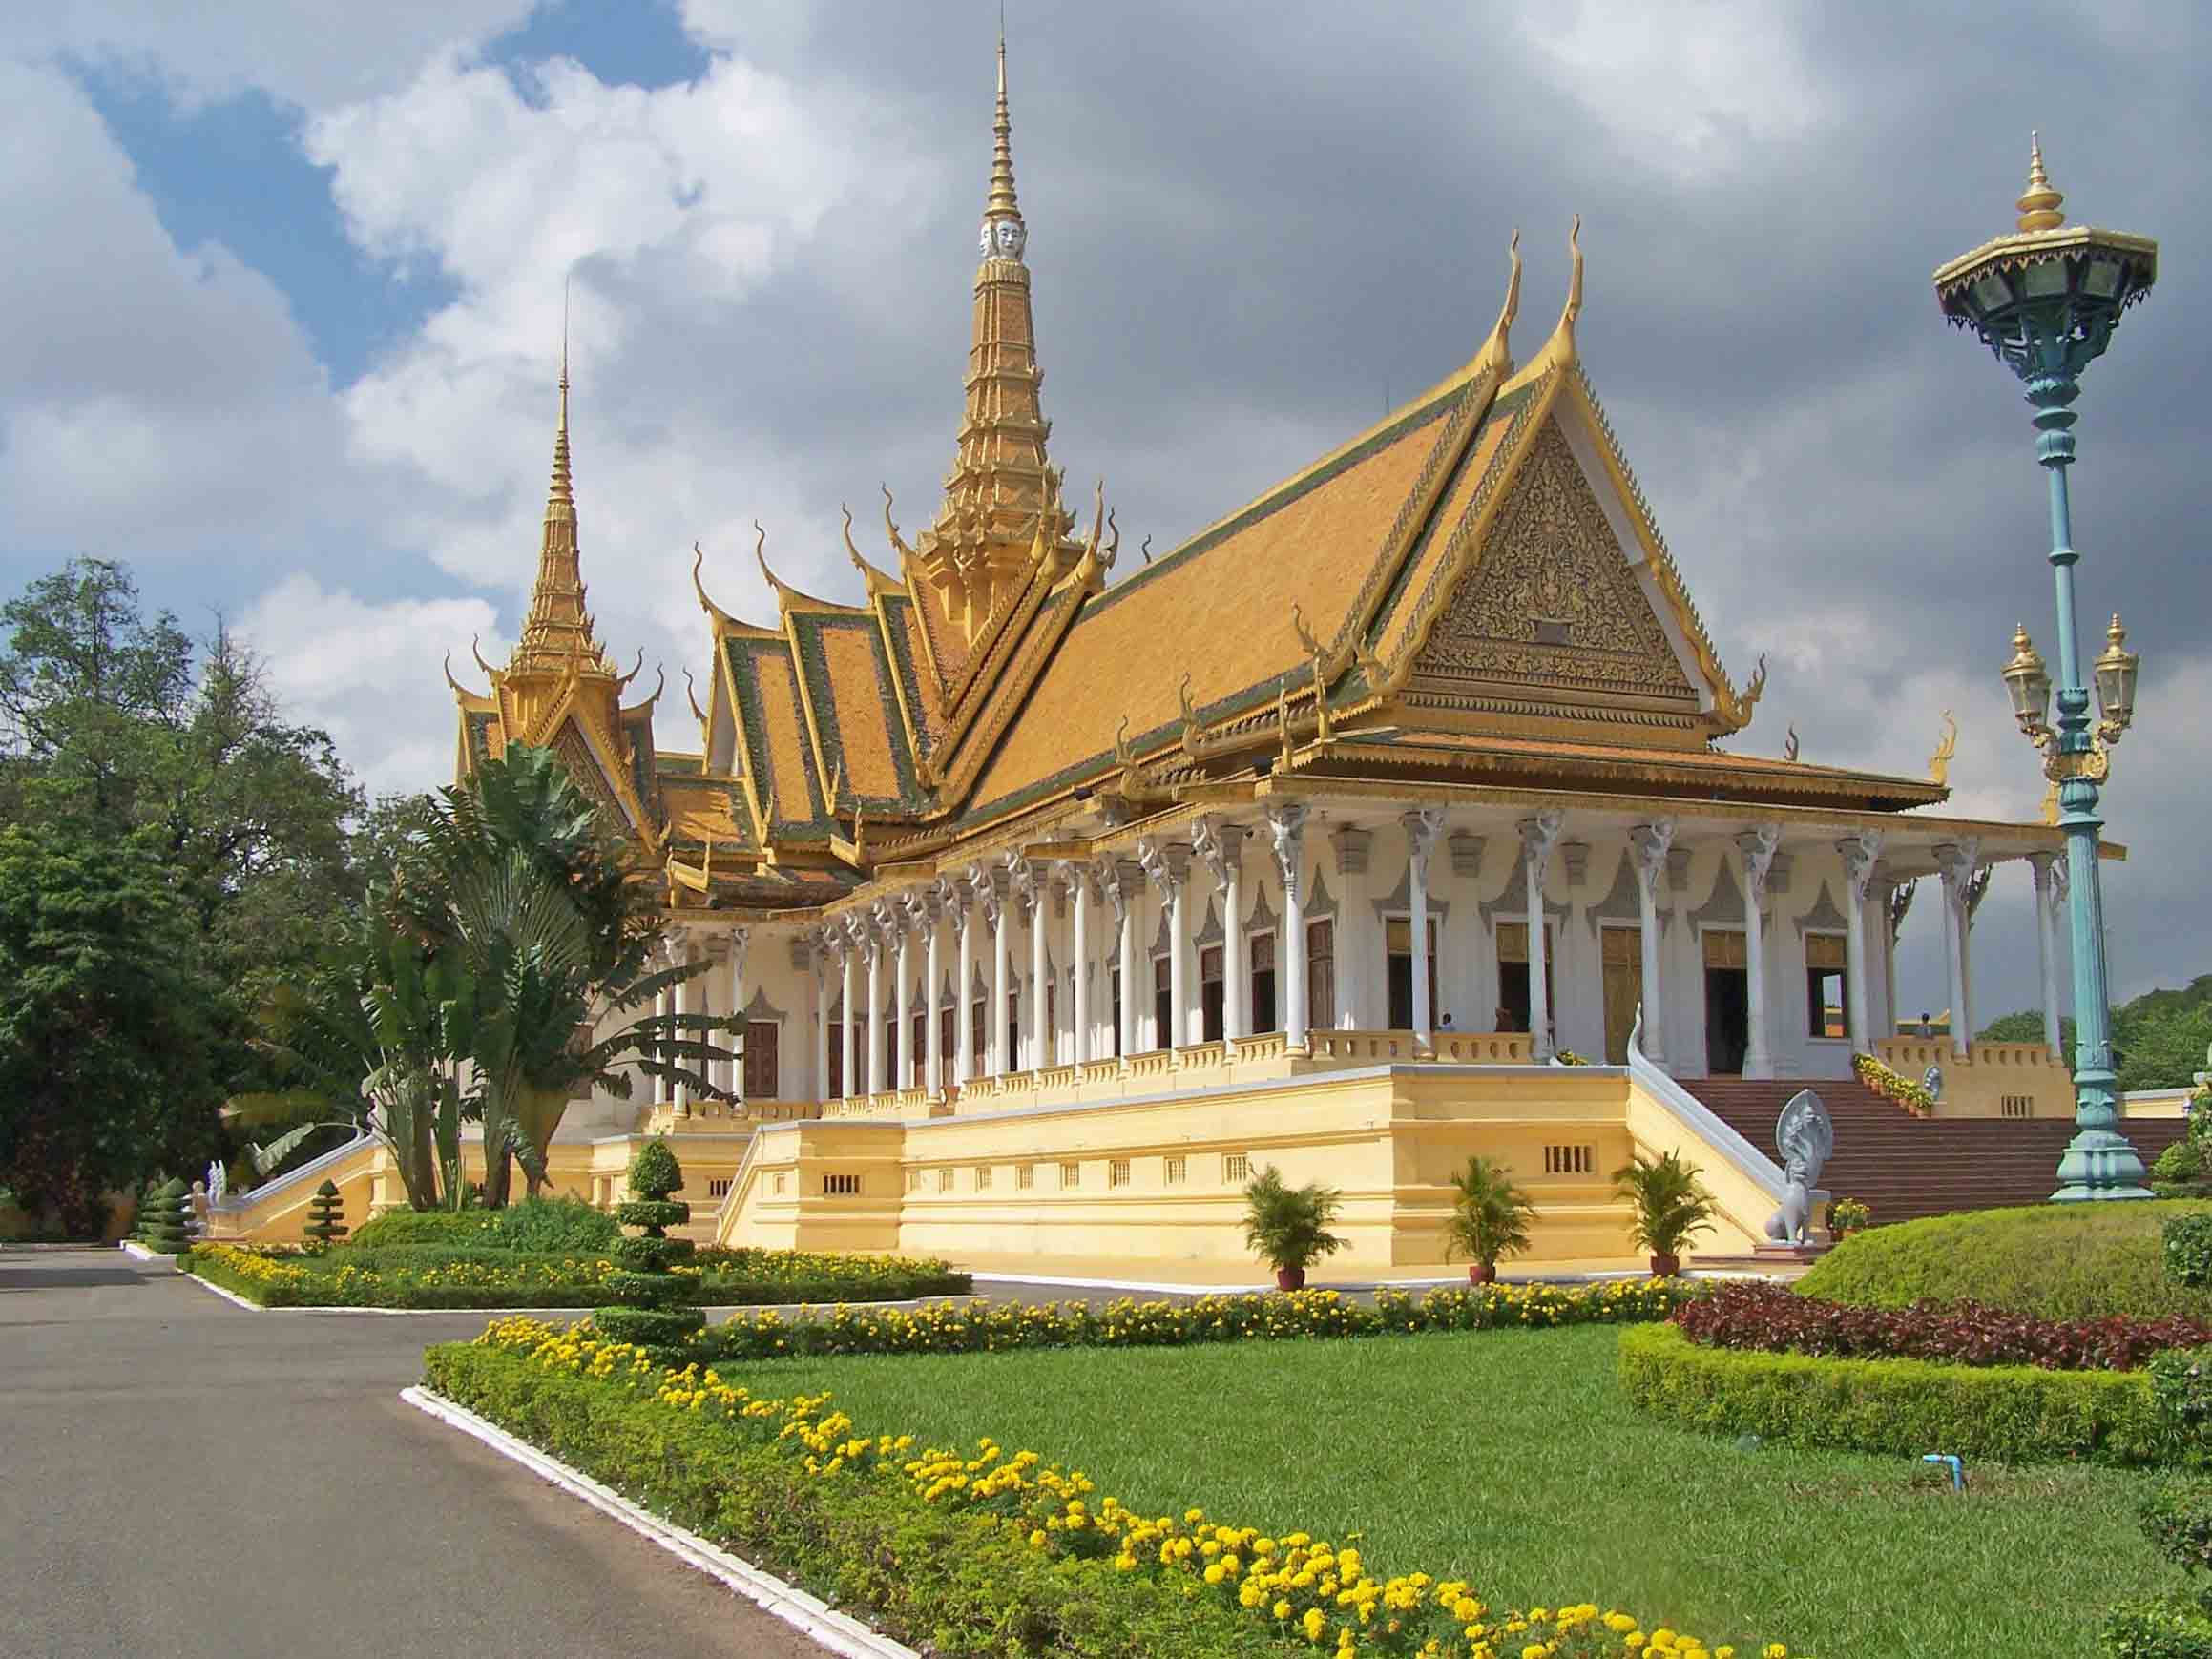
511, 338, 612, 677
910, 31, 1083, 655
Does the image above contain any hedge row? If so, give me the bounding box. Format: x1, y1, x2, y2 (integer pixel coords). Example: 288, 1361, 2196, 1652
427, 1324, 1787, 1657
1675, 1280, 2211, 1372
1617, 1321, 2175, 1466
693, 1277, 1696, 1363
184, 1241, 970, 1310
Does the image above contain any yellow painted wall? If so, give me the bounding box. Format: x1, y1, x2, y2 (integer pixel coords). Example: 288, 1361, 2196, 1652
1874, 1038, 2075, 1118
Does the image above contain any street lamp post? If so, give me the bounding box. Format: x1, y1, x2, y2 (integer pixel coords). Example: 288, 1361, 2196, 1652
1934, 136, 2158, 1201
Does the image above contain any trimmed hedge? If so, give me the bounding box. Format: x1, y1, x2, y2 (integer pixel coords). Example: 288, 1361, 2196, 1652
348, 1210, 498, 1251
696, 1277, 1696, 1364
2170, 1216, 2212, 1290
2103, 1598, 2212, 1658
1675, 1280, 2211, 1371
424, 1343, 1280, 1658
1617, 1320, 2174, 1466
1797, 1200, 2212, 1321
134, 1177, 192, 1254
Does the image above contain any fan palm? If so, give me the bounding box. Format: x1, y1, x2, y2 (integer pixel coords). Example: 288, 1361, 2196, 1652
1610, 1150, 1720, 1266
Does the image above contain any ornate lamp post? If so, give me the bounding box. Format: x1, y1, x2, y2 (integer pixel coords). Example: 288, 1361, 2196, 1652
1934, 136, 2157, 1201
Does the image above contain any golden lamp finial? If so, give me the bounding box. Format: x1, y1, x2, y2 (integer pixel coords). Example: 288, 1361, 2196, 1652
2016, 130, 2066, 234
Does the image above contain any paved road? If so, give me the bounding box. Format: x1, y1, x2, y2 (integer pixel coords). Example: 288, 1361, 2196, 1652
0, 1251, 828, 1659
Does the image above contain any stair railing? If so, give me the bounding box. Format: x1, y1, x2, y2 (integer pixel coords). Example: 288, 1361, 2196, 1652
1625, 1005, 1788, 1205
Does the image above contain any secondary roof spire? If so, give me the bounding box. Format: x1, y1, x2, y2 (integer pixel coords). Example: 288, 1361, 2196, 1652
511, 329, 612, 676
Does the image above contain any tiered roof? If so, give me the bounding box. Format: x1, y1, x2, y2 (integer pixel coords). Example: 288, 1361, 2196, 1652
450, 40, 1953, 920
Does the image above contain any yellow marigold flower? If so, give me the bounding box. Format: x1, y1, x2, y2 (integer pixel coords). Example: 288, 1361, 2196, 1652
1027, 1529, 1046, 1548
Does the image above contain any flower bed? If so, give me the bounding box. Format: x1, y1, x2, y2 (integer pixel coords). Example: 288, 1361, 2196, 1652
692, 1278, 1697, 1363
1850, 1052, 1932, 1116
426, 1317, 1809, 1658
1619, 1321, 2173, 1466
1674, 1281, 2212, 1372
184, 1241, 970, 1310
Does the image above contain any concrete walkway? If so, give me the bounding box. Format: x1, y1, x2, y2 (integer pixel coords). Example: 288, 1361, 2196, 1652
0, 1250, 827, 1659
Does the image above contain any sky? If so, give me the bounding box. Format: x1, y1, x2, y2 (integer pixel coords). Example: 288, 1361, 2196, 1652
2, 0, 2206, 1029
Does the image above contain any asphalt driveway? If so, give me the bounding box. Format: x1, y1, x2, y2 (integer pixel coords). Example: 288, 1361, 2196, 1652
0, 1250, 827, 1659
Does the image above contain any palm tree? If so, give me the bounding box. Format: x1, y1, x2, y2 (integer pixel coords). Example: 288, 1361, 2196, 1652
1610, 1150, 1721, 1275
1441, 1155, 1536, 1283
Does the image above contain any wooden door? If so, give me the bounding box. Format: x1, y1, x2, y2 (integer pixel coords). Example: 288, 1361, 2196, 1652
742, 1021, 780, 1099
1601, 927, 1641, 1065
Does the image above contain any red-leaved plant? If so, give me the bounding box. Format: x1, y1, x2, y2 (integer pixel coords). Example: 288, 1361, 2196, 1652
1672, 1280, 2212, 1373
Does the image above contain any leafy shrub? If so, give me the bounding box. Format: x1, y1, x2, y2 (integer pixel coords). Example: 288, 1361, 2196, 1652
2171, 1217, 2212, 1290
1618, 1320, 2172, 1466
132, 1177, 192, 1254
1798, 1201, 2212, 1321
2152, 1347, 2212, 1462
597, 1138, 702, 1349
2139, 1480, 2212, 1591
1441, 1155, 1536, 1275
1675, 1280, 2212, 1372
348, 1210, 498, 1251
2102, 1597, 2212, 1658
485, 1195, 618, 1255
1240, 1166, 1346, 1277
2160, 1143, 2209, 1187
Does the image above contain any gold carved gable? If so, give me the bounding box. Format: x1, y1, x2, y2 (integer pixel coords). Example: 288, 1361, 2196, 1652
1412, 419, 1696, 704
551, 717, 632, 829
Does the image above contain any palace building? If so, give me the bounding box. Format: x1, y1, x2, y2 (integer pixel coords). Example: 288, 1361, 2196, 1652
217, 42, 2118, 1268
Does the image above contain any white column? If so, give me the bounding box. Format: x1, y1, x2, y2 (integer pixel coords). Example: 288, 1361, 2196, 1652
1100, 861, 1136, 1059
1838, 832, 1882, 1055
989, 861, 1013, 1075
1628, 819, 1675, 1066
887, 901, 912, 1089
866, 914, 887, 1095
1195, 818, 1248, 1048
920, 893, 944, 1097
1934, 841, 1979, 1060
1139, 838, 1191, 1049
1517, 814, 1562, 1060
2030, 854, 2064, 1054
839, 926, 859, 1101
653, 980, 672, 1107
1067, 862, 1092, 1065
672, 932, 694, 1118
1028, 869, 1049, 1068
726, 926, 750, 1112
1403, 808, 1443, 1048
813, 935, 832, 1105
1879, 873, 1908, 1042
1265, 803, 1311, 1050
951, 877, 975, 1086
1738, 825, 1781, 1079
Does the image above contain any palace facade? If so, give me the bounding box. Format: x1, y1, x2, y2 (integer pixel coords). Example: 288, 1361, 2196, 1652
217, 43, 2088, 1268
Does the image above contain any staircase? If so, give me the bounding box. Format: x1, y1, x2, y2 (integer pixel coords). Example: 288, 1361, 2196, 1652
1679, 1077, 2189, 1228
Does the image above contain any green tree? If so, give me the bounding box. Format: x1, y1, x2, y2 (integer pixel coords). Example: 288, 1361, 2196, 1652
0, 826, 233, 1236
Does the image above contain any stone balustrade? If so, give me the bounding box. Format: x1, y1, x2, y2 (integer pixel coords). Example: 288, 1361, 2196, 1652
1872, 1035, 2073, 1117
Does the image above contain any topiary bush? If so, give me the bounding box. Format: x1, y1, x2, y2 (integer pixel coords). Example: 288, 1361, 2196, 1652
485, 1194, 619, 1255
1798, 1201, 2212, 1321
595, 1139, 703, 1350
2159, 1142, 2208, 1188
302, 1179, 347, 1249
348, 1209, 498, 1251
133, 1177, 192, 1255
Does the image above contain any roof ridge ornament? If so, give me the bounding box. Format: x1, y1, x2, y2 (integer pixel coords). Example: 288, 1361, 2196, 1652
1471, 228, 1521, 378
2017, 131, 2065, 233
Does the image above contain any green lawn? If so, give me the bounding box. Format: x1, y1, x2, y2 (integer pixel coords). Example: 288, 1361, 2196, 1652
738, 1325, 2181, 1658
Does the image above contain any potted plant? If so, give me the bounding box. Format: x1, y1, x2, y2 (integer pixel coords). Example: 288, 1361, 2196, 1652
1442, 1155, 1536, 1285
1241, 1165, 1346, 1290
1610, 1151, 1719, 1277
1827, 1196, 1872, 1238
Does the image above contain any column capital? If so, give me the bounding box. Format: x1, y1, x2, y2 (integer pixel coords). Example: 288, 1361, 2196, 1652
1402, 806, 1446, 861
2049, 855, 2070, 904
1003, 850, 1042, 909
1628, 819, 1677, 892
1932, 838, 1981, 896
1518, 810, 1563, 881
2026, 848, 2057, 889
1137, 835, 1191, 897
1191, 815, 1248, 890
1332, 823, 1372, 876
1735, 822, 1782, 902
1837, 829, 1883, 901
935, 874, 969, 920
968, 861, 1003, 926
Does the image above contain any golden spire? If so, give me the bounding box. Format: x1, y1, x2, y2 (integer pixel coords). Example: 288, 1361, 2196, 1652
2016, 131, 2066, 233
908, 28, 1083, 652
510, 330, 612, 677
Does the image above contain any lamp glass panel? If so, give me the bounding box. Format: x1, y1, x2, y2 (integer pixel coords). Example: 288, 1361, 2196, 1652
2023, 259, 2070, 298
2084, 259, 2123, 299
1971, 271, 2013, 313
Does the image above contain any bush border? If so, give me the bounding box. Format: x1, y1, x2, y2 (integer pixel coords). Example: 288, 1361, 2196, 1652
1618, 1321, 2175, 1465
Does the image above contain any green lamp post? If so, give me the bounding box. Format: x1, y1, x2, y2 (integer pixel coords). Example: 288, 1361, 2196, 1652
1934, 136, 2157, 1200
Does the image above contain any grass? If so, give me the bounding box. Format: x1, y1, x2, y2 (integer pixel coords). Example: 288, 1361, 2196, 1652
734, 1324, 2182, 1658
1800, 1199, 2212, 1320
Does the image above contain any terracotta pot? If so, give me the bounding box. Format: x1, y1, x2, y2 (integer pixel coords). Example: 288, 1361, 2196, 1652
1467, 1261, 1496, 1286
1275, 1266, 1306, 1292
1649, 1254, 1680, 1278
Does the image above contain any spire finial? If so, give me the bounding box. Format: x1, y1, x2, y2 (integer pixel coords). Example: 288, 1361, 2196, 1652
550, 280, 574, 507
980, 27, 1024, 258
2017, 131, 2066, 233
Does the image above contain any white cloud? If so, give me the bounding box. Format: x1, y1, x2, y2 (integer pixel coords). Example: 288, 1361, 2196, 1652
238, 573, 509, 796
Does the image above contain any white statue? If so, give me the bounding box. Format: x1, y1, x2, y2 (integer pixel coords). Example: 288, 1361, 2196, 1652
1764, 1088, 1834, 1247
1922, 1064, 1945, 1103
206, 1160, 227, 1206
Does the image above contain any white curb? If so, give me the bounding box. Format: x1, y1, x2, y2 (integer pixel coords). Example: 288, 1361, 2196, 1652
117, 1239, 181, 1268
402, 1386, 918, 1659
175, 1267, 984, 1318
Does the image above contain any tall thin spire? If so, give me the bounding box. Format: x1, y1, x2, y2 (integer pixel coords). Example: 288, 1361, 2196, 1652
511, 318, 609, 677
986, 29, 1021, 229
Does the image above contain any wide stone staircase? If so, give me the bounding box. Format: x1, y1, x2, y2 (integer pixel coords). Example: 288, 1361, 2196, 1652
1680, 1076, 2190, 1228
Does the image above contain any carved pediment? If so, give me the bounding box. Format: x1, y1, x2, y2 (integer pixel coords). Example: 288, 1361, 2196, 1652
1412, 420, 1696, 703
